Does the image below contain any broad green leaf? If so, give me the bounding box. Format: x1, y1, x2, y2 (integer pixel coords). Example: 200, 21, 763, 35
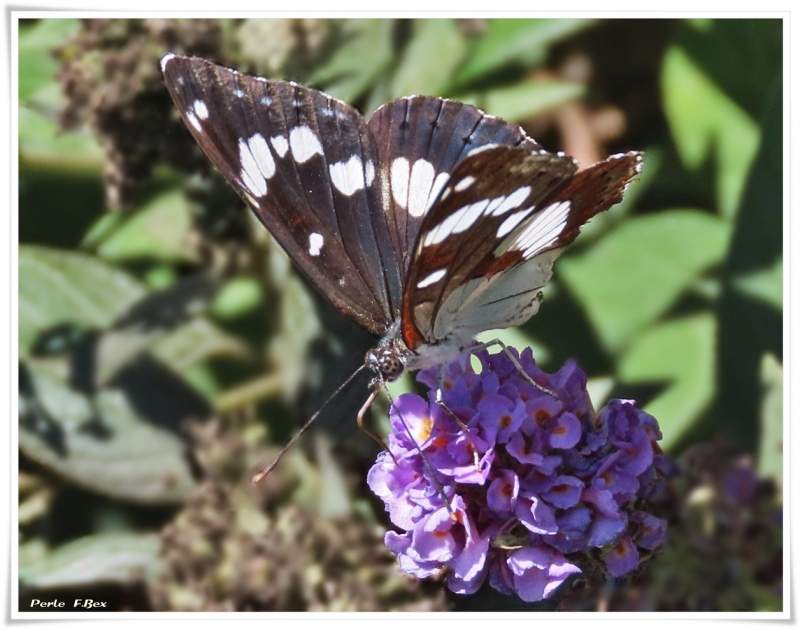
19, 246, 146, 353
181, 363, 221, 400
96, 189, 198, 263
19, 106, 104, 174
559, 211, 731, 354
19, 532, 160, 588
94, 274, 221, 385
757, 353, 782, 487
19, 363, 198, 503
310, 19, 394, 103
391, 19, 467, 97
150, 317, 250, 374
18, 18, 80, 101
455, 18, 593, 87
211, 276, 263, 319
478, 80, 584, 122
662, 45, 760, 218
617, 314, 715, 450
716, 86, 782, 453
678, 19, 782, 120
732, 256, 782, 311
81, 211, 126, 249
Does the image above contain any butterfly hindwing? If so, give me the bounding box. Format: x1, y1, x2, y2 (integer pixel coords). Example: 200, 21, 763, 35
161, 54, 402, 336
367, 97, 540, 277
403, 150, 643, 349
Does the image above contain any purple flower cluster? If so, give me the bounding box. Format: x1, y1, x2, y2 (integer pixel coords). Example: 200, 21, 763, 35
368, 348, 670, 602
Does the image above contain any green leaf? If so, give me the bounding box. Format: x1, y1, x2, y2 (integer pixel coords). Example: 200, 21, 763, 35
19, 532, 160, 588
478, 80, 584, 122
19, 246, 147, 354
19, 106, 104, 174
19, 362, 198, 503
18, 18, 80, 101
455, 18, 593, 87
96, 189, 198, 263
211, 276, 263, 319
151, 318, 250, 374
732, 256, 782, 310
617, 314, 715, 450
93, 274, 222, 385
310, 19, 394, 103
558, 210, 731, 354
715, 86, 782, 453
677, 19, 782, 120
391, 19, 467, 97
757, 353, 782, 487
662, 45, 760, 218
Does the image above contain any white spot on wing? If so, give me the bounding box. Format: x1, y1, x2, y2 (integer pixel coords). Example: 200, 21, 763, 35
187, 112, 201, 131
513, 200, 571, 258
417, 268, 446, 289
408, 159, 435, 218
365, 161, 375, 186
391, 157, 410, 208
160, 52, 175, 72
423, 199, 489, 247
234, 88, 245, 98
239, 138, 268, 197
261, 95, 273, 106
466, 144, 497, 157
193, 100, 209, 120
329, 155, 365, 196
488, 186, 531, 216
289, 126, 323, 163
309, 232, 324, 257
271, 135, 289, 157
248, 134, 275, 179
428, 172, 450, 207
454, 176, 475, 192
497, 207, 534, 238
485, 195, 506, 214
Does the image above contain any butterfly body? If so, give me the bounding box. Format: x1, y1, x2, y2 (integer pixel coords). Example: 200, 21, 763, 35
161, 53, 642, 389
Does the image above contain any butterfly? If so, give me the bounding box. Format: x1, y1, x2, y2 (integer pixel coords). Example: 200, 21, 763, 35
160, 53, 642, 477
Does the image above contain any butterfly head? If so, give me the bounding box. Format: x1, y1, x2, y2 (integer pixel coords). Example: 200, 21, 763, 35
365, 332, 412, 387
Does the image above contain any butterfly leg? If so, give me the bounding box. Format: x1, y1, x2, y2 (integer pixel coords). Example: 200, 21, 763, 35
470, 338, 558, 399
435, 365, 481, 469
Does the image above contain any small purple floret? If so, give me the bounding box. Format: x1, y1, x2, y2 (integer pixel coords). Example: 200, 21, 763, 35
368, 348, 670, 602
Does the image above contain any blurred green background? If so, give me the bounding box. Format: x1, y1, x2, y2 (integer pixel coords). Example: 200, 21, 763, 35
18, 18, 783, 612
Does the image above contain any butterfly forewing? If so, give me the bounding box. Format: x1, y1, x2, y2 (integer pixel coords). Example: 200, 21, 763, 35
403, 150, 643, 348
367, 97, 541, 277
162, 52, 644, 373
161, 54, 402, 336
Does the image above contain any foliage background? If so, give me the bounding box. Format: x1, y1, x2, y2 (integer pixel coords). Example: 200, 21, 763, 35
17, 17, 783, 612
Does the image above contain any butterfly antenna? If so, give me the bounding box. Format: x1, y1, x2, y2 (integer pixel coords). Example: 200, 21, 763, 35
250, 364, 367, 484
380, 384, 455, 519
